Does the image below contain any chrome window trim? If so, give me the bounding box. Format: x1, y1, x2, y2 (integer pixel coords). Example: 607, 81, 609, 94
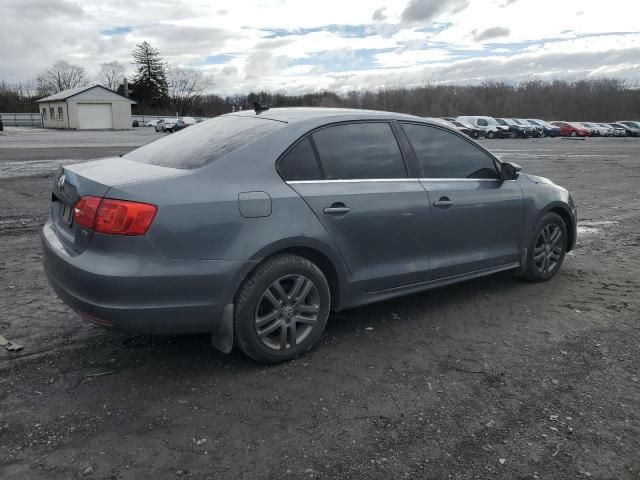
287, 178, 503, 184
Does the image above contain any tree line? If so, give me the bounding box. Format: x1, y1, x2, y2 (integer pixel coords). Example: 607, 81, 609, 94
1, 40, 638, 121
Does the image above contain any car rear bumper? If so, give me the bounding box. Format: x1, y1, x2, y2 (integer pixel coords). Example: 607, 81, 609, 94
41, 219, 251, 335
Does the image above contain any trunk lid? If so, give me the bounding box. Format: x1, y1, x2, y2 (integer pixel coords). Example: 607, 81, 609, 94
50, 157, 188, 254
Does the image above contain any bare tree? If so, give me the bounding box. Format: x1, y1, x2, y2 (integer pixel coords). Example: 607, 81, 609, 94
167, 67, 213, 115
97, 61, 125, 91
36, 60, 89, 96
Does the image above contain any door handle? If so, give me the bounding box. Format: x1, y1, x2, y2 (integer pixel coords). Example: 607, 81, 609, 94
323, 203, 350, 215
433, 197, 454, 209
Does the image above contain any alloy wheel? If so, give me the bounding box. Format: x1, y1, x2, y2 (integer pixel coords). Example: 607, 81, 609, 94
254, 274, 320, 351
533, 224, 564, 275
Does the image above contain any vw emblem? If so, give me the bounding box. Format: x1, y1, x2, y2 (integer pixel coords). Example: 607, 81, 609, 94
58, 174, 66, 190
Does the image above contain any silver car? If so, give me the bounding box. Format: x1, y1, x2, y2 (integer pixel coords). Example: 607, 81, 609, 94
42, 108, 577, 363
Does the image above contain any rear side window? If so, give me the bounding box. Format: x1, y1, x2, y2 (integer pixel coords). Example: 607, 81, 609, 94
311, 123, 406, 180
278, 137, 322, 181
402, 123, 499, 179
125, 115, 285, 169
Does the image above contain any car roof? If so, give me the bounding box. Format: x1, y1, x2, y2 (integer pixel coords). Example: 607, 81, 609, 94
227, 107, 423, 124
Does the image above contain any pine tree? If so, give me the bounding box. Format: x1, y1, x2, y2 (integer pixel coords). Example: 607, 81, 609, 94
130, 41, 168, 110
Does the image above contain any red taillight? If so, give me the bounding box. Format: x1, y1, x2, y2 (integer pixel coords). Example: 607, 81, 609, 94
74, 196, 101, 229
73, 196, 157, 235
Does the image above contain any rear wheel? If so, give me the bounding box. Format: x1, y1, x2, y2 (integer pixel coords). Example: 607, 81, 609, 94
487, 131, 495, 139
518, 212, 567, 282
234, 254, 331, 364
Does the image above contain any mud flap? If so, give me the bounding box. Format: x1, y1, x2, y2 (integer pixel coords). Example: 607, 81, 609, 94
516, 248, 528, 276
211, 303, 234, 354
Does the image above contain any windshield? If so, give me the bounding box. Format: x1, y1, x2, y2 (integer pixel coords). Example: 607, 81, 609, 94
484, 118, 499, 126
495, 118, 507, 126
125, 115, 285, 169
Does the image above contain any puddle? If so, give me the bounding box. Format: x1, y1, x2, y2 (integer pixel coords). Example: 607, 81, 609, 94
576, 220, 618, 237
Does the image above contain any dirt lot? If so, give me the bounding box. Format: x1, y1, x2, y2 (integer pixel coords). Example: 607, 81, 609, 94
1, 128, 639, 479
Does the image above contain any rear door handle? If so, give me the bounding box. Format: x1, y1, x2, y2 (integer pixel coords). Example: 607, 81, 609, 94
433, 197, 454, 209
323, 203, 351, 215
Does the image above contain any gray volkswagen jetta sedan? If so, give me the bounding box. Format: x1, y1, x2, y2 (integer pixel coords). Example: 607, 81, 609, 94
42, 107, 577, 363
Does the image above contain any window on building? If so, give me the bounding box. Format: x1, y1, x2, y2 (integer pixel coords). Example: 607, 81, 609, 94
50, 107, 55, 120
58, 107, 64, 121
42, 108, 47, 120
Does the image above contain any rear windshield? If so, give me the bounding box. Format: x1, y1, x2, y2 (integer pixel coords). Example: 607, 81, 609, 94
125, 115, 285, 169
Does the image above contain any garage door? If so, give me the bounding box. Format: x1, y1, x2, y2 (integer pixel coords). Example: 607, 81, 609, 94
77, 103, 113, 129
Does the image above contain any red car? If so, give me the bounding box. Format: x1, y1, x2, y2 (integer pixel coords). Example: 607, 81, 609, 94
550, 121, 590, 137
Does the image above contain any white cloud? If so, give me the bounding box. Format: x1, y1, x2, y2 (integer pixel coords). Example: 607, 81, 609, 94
0, 0, 638, 95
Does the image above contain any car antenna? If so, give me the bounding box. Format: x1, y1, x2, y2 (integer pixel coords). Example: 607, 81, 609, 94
252, 101, 270, 113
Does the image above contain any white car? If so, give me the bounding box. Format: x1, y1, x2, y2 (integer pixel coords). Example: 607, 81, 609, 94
180, 116, 197, 126
457, 116, 510, 139
154, 118, 179, 132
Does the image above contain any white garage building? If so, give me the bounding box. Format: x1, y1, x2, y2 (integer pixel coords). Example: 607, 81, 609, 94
37, 85, 135, 130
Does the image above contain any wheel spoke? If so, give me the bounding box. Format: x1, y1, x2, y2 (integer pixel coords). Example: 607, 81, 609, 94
550, 252, 561, 261
258, 319, 283, 337
534, 245, 546, 255
294, 314, 317, 325
534, 250, 546, 262
294, 280, 314, 305
296, 304, 319, 314
550, 228, 562, 246
263, 289, 280, 308
270, 280, 288, 302
552, 246, 563, 254
279, 324, 287, 350
541, 226, 549, 242
256, 310, 279, 327
288, 276, 305, 301
288, 322, 297, 346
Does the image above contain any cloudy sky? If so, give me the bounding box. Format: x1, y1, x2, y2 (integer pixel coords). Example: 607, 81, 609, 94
1, 0, 639, 94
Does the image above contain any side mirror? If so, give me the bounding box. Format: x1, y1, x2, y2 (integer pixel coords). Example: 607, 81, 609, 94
501, 162, 522, 180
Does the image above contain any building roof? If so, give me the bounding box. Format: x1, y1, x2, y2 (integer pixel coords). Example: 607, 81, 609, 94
37, 84, 135, 103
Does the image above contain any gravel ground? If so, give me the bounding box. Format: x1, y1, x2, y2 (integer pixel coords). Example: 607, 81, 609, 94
0, 129, 639, 480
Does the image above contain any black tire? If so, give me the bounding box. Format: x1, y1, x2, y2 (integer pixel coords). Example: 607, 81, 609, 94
487, 131, 495, 139
234, 254, 331, 364
518, 212, 568, 282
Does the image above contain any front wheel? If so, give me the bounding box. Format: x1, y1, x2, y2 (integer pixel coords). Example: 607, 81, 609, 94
487, 131, 495, 139
517, 212, 567, 282
570, 130, 577, 137
234, 254, 331, 364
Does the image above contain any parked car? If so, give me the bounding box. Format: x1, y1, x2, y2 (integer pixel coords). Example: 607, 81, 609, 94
457, 116, 510, 139
616, 121, 640, 136
0, 114, 3, 132
495, 118, 527, 138
515, 119, 543, 138
155, 118, 179, 132
146, 120, 159, 127
171, 119, 188, 132
609, 122, 640, 137
42, 108, 577, 363
427, 117, 483, 139
526, 119, 561, 137
180, 116, 197, 126
549, 121, 590, 137
132, 119, 140, 128
578, 122, 600, 136
603, 123, 626, 137
587, 123, 614, 137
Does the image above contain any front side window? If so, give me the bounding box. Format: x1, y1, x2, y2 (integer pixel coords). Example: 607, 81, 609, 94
477, 119, 488, 126
58, 107, 64, 121
402, 123, 499, 180
311, 122, 406, 180
278, 137, 322, 181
